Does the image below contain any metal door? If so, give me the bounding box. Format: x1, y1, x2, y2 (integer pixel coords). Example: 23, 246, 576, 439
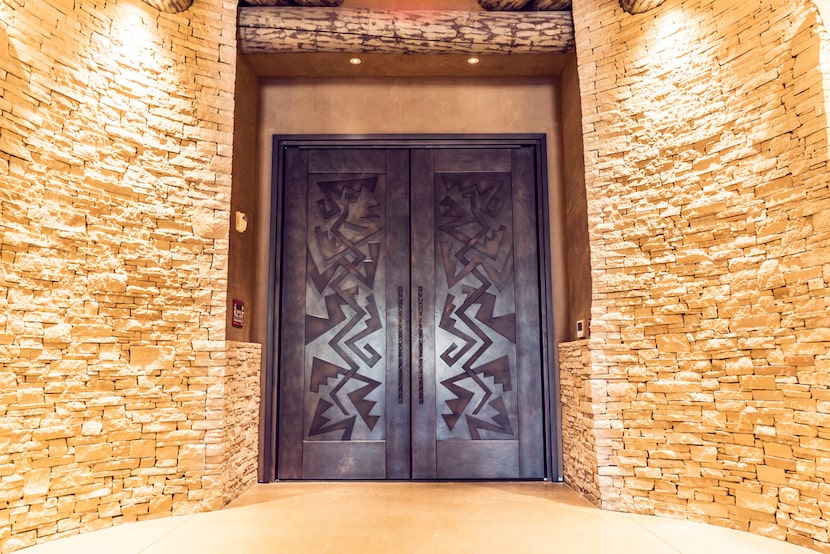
276, 143, 545, 480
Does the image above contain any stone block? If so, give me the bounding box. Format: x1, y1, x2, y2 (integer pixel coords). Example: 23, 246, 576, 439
87, 273, 128, 294
756, 465, 787, 485
688, 500, 730, 518
758, 259, 786, 290
178, 445, 206, 472
606, 382, 637, 399
740, 375, 776, 390
129, 346, 175, 370
81, 419, 103, 436
130, 440, 157, 459
149, 495, 173, 515
730, 313, 781, 331
74, 444, 113, 463
656, 334, 690, 353
735, 489, 778, 514
22, 469, 50, 497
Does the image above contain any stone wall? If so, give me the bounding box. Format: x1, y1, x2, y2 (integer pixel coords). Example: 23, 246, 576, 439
558, 341, 600, 505
571, 0, 830, 550
220, 342, 261, 505
0, 0, 250, 552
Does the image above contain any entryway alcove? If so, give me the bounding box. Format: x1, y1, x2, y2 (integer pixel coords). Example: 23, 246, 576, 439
273, 135, 550, 480
226, 4, 590, 484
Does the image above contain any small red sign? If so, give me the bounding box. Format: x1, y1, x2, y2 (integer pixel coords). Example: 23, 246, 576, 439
232, 299, 244, 328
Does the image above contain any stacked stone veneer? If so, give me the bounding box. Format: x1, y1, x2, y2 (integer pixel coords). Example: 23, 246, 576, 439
0, 1, 260, 552
220, 342, 260, 506
558, 341, 600, 506
568, 0, 830, 550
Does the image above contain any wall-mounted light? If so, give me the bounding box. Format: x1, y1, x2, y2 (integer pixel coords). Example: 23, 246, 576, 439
349, 57, 363, 66
619, 0, 667, 14
235, 211, 249, 233
141, 0, 193, 13
466, 56, 481, 65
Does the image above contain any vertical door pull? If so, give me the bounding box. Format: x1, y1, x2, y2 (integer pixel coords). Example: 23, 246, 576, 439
417, 286, 424, 405
397, 286, 404, 405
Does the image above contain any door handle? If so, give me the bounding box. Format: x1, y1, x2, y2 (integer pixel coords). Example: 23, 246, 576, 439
417, 286, 424, 405
397, 287, 404, 405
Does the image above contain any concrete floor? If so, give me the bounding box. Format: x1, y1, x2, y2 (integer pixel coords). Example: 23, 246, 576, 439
19, 482, 814, 553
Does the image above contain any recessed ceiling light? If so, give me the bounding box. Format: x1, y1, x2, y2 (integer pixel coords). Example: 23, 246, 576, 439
466, 56, 481, 65
349, 57, 363, 65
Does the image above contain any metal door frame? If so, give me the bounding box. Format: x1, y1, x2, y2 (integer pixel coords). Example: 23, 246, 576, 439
261, 134, 560, 482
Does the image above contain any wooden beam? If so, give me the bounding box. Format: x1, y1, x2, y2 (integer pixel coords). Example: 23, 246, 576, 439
141, 0, 193, 12
237, 7, 575, 55
619, 0, 667, 14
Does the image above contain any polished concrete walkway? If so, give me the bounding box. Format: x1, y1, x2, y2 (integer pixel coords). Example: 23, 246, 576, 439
20, 482, 813, 553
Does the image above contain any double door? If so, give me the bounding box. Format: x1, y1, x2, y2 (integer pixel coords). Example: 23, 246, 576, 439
276, 142, 545, 480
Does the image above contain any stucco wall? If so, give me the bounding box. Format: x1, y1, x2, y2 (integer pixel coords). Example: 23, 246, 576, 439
571, 0, 830, 549
227, 57, 260, 344
561, 55, 591, 339
0, 1, 257, 552
255, 77, 571, 348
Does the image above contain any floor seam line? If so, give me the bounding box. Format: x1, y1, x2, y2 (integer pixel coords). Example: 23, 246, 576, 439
137, 515, 197, 553
623, 513, 684, 553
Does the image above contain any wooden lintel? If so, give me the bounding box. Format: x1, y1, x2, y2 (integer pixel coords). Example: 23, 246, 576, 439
619, 0, 667, 14
141, 0, 193, 13
237, 7, 575, 55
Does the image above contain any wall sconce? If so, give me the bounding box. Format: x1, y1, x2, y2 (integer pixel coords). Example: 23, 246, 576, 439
141, 0, 194, 13
619, 0, 667, 14
235, 211, 249, 233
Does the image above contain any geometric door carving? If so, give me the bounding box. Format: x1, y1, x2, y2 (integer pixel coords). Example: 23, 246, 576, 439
276, 143, 545, 480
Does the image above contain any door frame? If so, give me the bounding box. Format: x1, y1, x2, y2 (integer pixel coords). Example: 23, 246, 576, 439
261, 134, 560, 482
